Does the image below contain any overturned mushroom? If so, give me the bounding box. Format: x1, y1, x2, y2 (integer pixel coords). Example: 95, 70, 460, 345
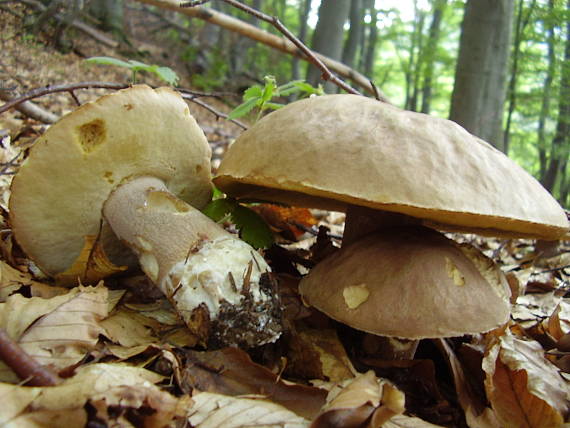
213, 94, 569, 355
9, 85, 281, 348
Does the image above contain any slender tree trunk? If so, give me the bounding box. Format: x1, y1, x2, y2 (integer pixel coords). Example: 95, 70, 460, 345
363, 0, 378, 77
541, 0, 570, 194
405, 2, 426, 111
306, 0, 350, 93
538, 0, 556, 178
503, 0, 536, 156
449, 0, 515, 151
420, 0, 447, 114
291, 0, 311, 82
342, 0, 363, 69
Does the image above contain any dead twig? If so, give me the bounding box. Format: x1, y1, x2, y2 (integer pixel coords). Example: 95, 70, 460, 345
0, 327, 60, 386
0, 82, 247, 128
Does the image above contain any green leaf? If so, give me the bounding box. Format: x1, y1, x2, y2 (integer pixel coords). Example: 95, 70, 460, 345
202, 198, 274, 249
202, 198, 236, 222
264, 102, 284, 110
155, 67, 179, 86
243, 85, 263, 100
231, 205, 274, 249
228, 97, 260, 120
86, 56, 133, 68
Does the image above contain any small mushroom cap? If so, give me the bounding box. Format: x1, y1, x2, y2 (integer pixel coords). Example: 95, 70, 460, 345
9, 85, 213, 276
298, 227, 512, 339
215, 95, 569, 240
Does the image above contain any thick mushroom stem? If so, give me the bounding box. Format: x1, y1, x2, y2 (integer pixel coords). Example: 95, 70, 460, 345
103, 176, 282, 348
343, 205, 421, 247
343, 205, 422, 359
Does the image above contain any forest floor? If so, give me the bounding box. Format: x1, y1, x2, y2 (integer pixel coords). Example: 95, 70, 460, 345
1, 4, 570, 428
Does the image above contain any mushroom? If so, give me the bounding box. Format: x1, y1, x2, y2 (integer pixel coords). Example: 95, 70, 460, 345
9, 85, 281, 348
298, 226, 512, 358
213, 94, 569, 355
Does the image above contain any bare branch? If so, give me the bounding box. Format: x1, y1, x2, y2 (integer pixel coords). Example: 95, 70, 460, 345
0, 82, 247, 128
0, 327, 60, 386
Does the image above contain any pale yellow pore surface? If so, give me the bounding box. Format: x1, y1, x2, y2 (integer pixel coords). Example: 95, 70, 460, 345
298, 227, 512, 339
9, 85, 213, 276
215, 94, 569, 240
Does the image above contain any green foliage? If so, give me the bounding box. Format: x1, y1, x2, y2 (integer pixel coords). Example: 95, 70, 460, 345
228, 76, 323, 121
202, 198, 274, 249
85, 57, 179, 86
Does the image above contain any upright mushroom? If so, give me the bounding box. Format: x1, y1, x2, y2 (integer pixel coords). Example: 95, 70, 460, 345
9, 85, 281, 348
213, 94, 569, 354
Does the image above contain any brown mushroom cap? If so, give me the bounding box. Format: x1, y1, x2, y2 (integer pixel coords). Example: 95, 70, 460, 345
9, 85, 213, 276
298, 227, 512, 339
214, 94, 569, 240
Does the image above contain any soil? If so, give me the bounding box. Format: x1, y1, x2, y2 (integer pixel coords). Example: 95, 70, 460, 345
0, 3, 245, 163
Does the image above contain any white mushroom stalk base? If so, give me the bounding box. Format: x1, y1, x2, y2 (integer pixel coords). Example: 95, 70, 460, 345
103, 176, 282, 348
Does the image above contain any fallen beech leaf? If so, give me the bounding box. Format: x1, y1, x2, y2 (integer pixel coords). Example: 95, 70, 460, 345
187, 391, 310, 427
0, 260, 54, 302
482, 328, 570, 427
382, 414, 446, 427
181, 347, 328, 419
311, 371, 405, 428
546, 301, 570, 341
253, 204, 317, 240
437, 339, 501, 428
0, 284, 108, 383
287, 327, 356, 382
0, 363, 178, 427
55, 235, 127, 286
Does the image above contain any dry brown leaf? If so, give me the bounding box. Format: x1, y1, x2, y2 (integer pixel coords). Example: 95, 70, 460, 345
0, 260, 58, 302
437, 339, 501, 428
181, 347, 328, 419
187, 391, 310, 427
482, 328, 570, 427
54, 234, 127, 286
287, 327, 356, 382
0, 284, 108, 382
311, 371, 405, 428
382, 414, 447, 427
0, 363, 177, 427
253, 204, 318, 240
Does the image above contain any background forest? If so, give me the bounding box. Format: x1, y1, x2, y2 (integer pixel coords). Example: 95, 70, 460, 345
1, 0, 569, 207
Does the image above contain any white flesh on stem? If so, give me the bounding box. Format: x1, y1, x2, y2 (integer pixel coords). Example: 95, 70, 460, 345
103, 176, 281, 347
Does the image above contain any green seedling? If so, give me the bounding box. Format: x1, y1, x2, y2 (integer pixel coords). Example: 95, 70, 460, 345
228, 75, 323, 121
86, 56, 179, 86
203, 196, 274, 249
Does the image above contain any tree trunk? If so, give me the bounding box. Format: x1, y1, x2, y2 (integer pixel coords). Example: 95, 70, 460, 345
541, 0, 570, 194
90, 0, 124, 35
449, 0, 515, 151
342, 0, 363, 69
538, 0, 556, 179
306, 0, 350, 93
291, 0, 311, 82
420, 0, 447, 114
405, 2, 426, 111
363, 0, 378, 77
503, 0, 536, 155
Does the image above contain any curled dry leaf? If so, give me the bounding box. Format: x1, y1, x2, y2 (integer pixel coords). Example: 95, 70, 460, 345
0, 363, 178, 427
382, 414, 447, 427
482, 328, 570, 427
437, 339, 501, 428
54, 235, 127, 286
311, 371, 405, 428
0, 260, 62, 302
0, 284, 108, 383
187, 391, 310, 428
181, 347, 328, 419
287, 327, 356, 382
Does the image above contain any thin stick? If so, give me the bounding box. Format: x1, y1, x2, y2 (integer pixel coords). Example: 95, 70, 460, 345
0, 327, 60, 386
0, 82, 248, 128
